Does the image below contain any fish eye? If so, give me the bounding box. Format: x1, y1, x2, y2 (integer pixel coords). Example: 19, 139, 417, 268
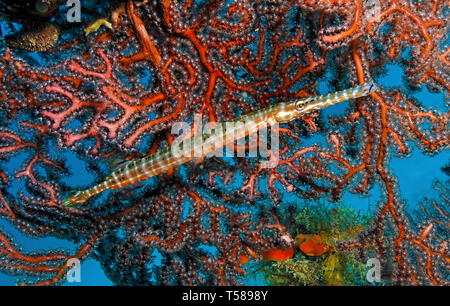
295, 101, 304, 110
35, 0, 50, 15
295, 99, 310, 110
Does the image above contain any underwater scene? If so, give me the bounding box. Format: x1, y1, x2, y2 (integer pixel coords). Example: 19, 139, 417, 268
0, 0, 448, 287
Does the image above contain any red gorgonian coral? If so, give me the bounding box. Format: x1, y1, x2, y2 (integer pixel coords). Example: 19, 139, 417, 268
0, 0, 448, 285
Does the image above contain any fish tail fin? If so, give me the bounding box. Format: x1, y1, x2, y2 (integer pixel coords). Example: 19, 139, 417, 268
62, 190, 90, 207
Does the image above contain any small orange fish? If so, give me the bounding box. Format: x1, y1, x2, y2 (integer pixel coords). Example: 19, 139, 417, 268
261, 248, 295, 262
296, 234, 333, 256
239, 255, 250, 265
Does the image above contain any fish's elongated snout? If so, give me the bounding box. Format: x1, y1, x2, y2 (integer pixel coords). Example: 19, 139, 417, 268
273, 82, 379, 123
297, 81, 379, 116
363, 80, 380, 94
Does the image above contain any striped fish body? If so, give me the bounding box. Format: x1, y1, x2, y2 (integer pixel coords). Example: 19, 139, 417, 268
63, 81, 377, 207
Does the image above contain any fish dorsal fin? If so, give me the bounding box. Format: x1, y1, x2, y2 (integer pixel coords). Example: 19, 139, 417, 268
109, 158, 132, 171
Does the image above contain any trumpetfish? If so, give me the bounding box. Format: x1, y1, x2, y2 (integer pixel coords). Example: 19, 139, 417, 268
63, 82, 378, 207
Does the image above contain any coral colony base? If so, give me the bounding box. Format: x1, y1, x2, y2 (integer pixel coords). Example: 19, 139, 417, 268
0, 0, 448, 285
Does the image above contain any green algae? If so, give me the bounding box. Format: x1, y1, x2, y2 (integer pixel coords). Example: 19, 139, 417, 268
254, 202, 372, 286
